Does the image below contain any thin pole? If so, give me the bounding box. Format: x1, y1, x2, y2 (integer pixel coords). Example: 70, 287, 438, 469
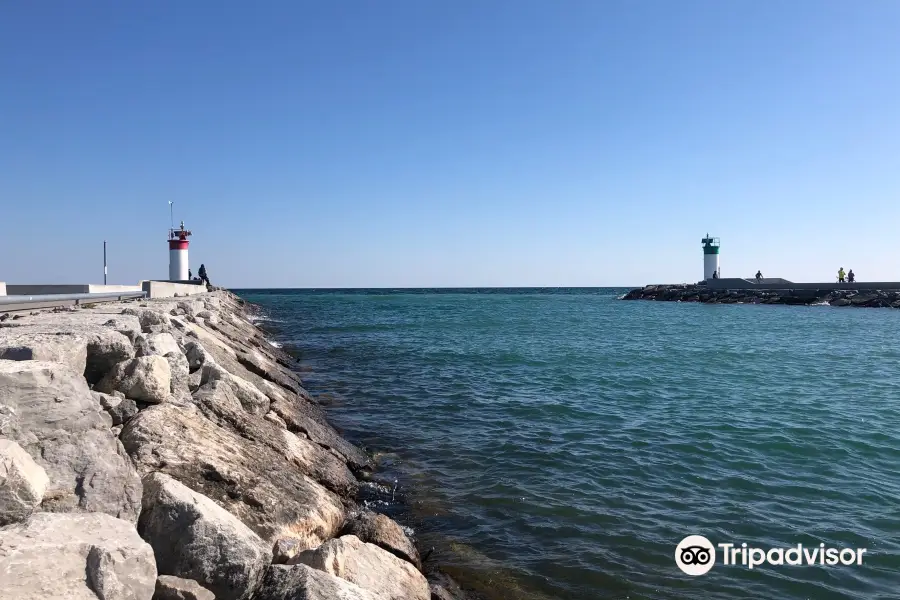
169, 201, 174, 230
103, 240, 107, 284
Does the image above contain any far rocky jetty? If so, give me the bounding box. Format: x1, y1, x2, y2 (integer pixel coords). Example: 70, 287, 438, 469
623, 284, 900, 308
0, 290, 468, 600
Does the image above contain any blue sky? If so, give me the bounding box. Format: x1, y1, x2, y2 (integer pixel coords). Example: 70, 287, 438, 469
2, 1, 898, 287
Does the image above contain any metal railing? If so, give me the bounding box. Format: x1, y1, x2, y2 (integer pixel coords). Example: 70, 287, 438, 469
0, 291, 147, 312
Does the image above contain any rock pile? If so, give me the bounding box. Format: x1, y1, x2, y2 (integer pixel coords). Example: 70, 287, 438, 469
0, 291, 466, 600
622, 284, 900, 308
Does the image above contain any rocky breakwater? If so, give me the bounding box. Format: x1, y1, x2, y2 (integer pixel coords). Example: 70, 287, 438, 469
0, 291, 463, 600
623, 284, 900, 308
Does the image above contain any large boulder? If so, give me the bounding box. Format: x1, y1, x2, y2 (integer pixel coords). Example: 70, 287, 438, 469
0, 330, 88, 374
166, 351, 192, 401
183, 340, 214, 372
341, 511, 421, 569
289, 535, 429, 600
0, 512, 156, 600
270, 397, 370, 472
84, 330, 136, 385
0, 438, 49, 525
0, 360, 142, 522
138, 473, 271, 600
199, 363, 270, 415
154, 576, 215, 600
144, 332, 182, 357
254, 564, 384, 600
121, 403, 345, 549
96, 355, 172, 403
178, 323, 304, 409
191, 376, 355, 496
122, 308, 173, 333
236, 349, 303, 395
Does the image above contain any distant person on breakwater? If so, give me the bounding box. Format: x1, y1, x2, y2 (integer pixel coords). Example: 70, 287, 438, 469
755, 270, 763, 283
712, 270, 718, 279
848, 269, 855, 283
198, 264, 210, 286
188, 268, 192, 279
838, 267, 846, 283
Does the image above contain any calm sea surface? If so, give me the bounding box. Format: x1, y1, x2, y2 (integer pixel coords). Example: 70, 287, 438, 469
236, 288, 900, 599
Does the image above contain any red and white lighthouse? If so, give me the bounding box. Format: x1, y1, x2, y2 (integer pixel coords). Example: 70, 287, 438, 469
168, 221, 192, 281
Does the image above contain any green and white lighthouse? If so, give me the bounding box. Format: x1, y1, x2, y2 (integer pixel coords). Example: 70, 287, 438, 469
702, 234, 720, 280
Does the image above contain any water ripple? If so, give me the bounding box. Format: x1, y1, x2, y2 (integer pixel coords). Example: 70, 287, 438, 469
239, 288, 900, 600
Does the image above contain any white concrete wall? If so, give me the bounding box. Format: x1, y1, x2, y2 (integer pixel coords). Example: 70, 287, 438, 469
0, 282, 6, 296
141, 280, 208, 299
87, 285, 142, 294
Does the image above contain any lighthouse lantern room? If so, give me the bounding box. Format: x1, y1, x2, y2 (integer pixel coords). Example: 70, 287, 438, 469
168, 221, 192, 281
702, 234, 720, 280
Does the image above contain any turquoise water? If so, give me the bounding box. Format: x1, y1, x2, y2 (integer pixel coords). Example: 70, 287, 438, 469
237, 288, 900, 599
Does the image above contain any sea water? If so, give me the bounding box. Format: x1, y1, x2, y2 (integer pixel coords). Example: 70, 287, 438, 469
237, 288, 900, 600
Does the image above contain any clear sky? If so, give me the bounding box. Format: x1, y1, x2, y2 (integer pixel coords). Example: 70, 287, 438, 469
2, 1, 898, 288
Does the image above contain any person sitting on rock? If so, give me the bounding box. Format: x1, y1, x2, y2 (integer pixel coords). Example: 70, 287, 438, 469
755, 270, 763, 283
838, 267, 845, 283
198, 263, 210, 286
848, 269, 855, 283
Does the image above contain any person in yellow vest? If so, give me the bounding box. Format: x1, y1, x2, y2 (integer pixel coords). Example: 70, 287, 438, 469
838, 267, 846, 283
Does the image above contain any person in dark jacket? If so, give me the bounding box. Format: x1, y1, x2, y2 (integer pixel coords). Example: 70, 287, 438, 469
198, 264, 210, 285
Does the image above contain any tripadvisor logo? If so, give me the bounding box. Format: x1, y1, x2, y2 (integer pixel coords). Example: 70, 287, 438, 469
675, 535, 867, 575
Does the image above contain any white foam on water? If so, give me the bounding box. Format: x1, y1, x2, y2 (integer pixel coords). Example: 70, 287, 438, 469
268, 340, 283, 349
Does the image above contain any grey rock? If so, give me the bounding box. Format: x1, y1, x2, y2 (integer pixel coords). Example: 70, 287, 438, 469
191, 378, 355, 496
85, 330, 136, 385
166, 351, 192, 400
96, 355, 172, 403
184, 340, 213, 372
428, 573, 469, 600
153, 575, 216, 600
237, 348, 302, 395
264, 411, 288, 429
138, 473, 271, 600
121, 403, 346, 549
0, 330, 88, 374
123, 308, 173, 333
93, 391, 140, 426
0, 438, 49, 525
0, 360, 142, 522
289, 535, 429, 600
270, 397, 371, 472
253, 563, 383, 600
199, 363, 270, 415
147, 332, 182, 357
0, 512, 156, 600
341, 511, 422, 569
272, 538, 303, 564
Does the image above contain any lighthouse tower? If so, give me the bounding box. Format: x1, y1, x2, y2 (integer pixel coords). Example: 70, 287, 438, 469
702, 234, 720, 280
168, 221, 192, 281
